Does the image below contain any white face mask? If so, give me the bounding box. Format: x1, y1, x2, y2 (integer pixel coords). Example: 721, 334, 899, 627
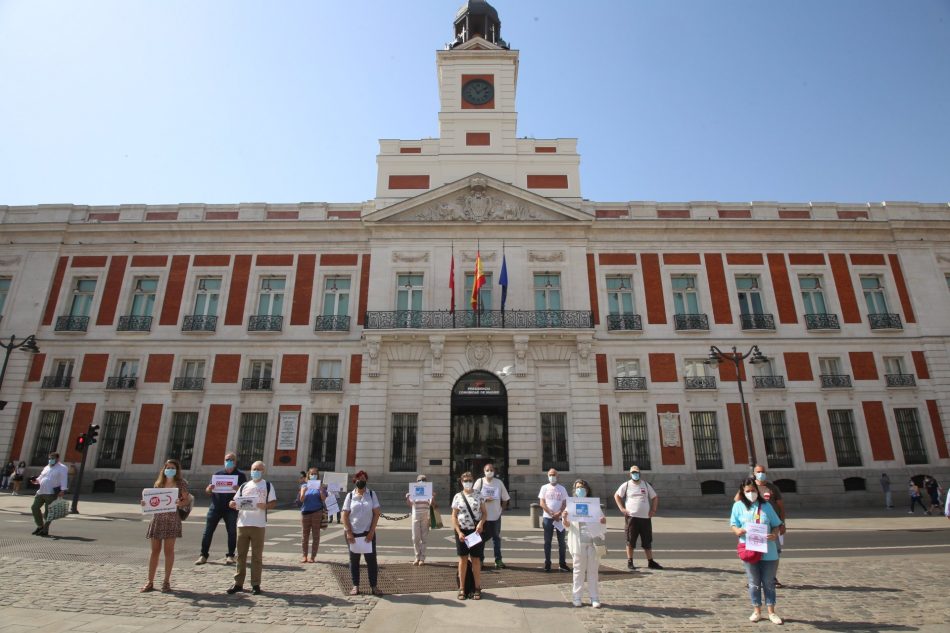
548, 475, 557, 484
484, 471, 494, 479
463, 481, 474, 491
744, 491, 758, 503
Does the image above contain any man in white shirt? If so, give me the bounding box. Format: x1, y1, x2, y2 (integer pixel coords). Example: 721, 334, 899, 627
538, 468, 570, 572
613, 465, 662, 571
227, 461, 277, 595
31, 451, 68, 537
474, 462, 511, 569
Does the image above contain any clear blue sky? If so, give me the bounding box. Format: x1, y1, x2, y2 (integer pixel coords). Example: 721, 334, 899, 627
1, 0, 948, 206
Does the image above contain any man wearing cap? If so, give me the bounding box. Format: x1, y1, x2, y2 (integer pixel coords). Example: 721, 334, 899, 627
613, 465, 662, 571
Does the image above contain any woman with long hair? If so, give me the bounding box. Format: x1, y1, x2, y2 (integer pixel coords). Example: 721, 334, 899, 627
730, 476, 784, 624
140, 458, 189, 593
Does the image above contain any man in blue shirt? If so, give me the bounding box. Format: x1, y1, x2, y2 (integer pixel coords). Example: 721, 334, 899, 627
196, 452, 246, 565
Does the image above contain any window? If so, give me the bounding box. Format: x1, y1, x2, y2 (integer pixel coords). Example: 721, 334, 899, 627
541, 412, 569, 471
799, 275, 828, 314
167, 412, 198, 469
69, 278, 97, 316
819, 357, 842, 375
256, 277, 286, 316
322, 277, 351, 316
464, 272, 493, 311
314, 359, 343, 391
193, 277, 221, 316
619, 412, 650, 470
684, 358, 715, 388
829, 409, 862, 467
390, 412, 418, 472
883, 357, 904, 375
606, 276, 635, 315
244, 360, 273, 390
117, 359, 139, 378
182, 360, 205, 378
860, 275, 888, 314
309, 413, 338, 471
96, 411, 129, 469
671, 275, 699, 314
130, 278, 158, 316
760, 410, 793, 468
396, 274, 424, 311
31, 410, 64, 466
690, 411, 722, 469
615, 360, 646, 389
883, 356, 915, 387
0, 277, 10, 318
237, 413, 268, 470
43, 359, 74, 389
534, 273, 561, 310
736, 276, 764, 315
895, 408, 927, 465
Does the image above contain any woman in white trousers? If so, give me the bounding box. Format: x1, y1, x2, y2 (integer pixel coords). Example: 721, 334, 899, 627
562, 478, 607, 608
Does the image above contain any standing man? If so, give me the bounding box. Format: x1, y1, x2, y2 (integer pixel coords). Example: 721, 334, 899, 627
31, 452, 68, 537
197, 451, 246, 565
880, 473, 893, 509
227, 461, 277, 595
538, 468, 569, 572
474, 462, 511, 569
613, 465, 662, 571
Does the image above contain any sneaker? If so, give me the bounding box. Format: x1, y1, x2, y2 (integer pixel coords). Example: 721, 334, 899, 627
648, 559, 663, 570
750, 612, 762, 622
495, 559, 506, 569
768, 613, 783, 625
251, 586, 262, 595
544, 564, 551, 572
195, 556, 208, 565
572, 599, 582, 607
226, 584, 244, 594
626, 559, 635, 571
225, 555, 236, 565
559, 563, 571, 572
591, 601, 601, 609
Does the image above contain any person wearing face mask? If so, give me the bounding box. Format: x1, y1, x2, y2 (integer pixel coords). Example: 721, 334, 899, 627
730, 477, 784, 625
227, 461, 277, 595
30, 452, 68, 537
196, 451, 246, 566
473, 463, 510, 569
140, 459, 189, 592
613, 465, 661, 571
451, 471, 487, 599
299, 466, 328, 563
342, 470, 382, 596
562, 479, 607, 608
538, 468, 570, 572
405, 473, 437, 565
735, 465, 785, 586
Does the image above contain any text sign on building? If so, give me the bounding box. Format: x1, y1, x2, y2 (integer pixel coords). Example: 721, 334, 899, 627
277, 411, 300, 451
659, 412, 681, 447
454, 377, 502, 397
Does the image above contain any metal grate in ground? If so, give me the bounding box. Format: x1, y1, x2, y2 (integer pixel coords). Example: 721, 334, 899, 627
326, 561, 630, 596
0, 537, 146, 565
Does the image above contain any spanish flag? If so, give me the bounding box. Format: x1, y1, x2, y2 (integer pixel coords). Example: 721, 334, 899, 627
471, 250, 486, 311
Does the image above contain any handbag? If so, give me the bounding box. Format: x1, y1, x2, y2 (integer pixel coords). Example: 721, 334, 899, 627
737, 541, 762, 563
321, 508, 329, 529
429, 504, 444, 529
45, 498, 70, 523
178, 492, 194, 520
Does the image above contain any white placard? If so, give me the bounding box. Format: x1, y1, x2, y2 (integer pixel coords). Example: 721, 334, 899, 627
408, 482, 432, 502
567, 498, 600, 523
744, 522, 769, 553
306, 479, 322, 492
463, 531, 483, 548
349, 538, 373, 554
277, 411, 300, 451
553, 520, 565, 533
234, 495, 258, 511
211, 474, 238, 493
480, 484, 497, 500
660, 412, 681, 447
142, 488, 179, 515
323, 472, 348, 493
325, 496, 340, 515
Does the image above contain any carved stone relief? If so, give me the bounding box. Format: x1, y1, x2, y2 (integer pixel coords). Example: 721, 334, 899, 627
528, 250, 565, 263
392, 251, 430, 263
429, 335, 445, 377
465, 341, 493, 369
366, 336, 381, 377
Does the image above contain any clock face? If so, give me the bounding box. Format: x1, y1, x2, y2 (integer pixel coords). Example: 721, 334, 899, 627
462, 79, 494, 105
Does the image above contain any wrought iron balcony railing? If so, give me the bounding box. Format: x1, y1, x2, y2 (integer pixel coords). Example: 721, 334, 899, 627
740, 313, 775, 330
753, 375, 786, 389
311, 378, 344, 392
363, 309, 594, 330
117, 315, 153, 332
248, 315, 283, 332
106, 376, 137, 390
868, 313, 903, 330
885, 373, 916, 388
55, 315, 89, 332
41, 375, 72, 389
674, 313, 709, 331
314, 314, 351, 332
615, 376, 647, 391
182, 315, 218, 332
173, 376, 205, 391
820, 374, 852, 388
242, 377, 273, 391
805, 313, 840, 330
606, 314, 643, 331
685, 376, 717, 389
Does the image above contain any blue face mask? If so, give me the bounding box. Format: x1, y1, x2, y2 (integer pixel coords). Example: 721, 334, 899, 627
164, 468, 177, 478
575, 488, 587, 498
309, 475, 319, 481
755, 472, 767, 482
251, 470, 263, 481
48, 459, 57, 466
631, 472, 640, 481
225, 460, 235, 469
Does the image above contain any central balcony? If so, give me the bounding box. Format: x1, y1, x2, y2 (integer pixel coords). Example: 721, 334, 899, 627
740, 313, 776, 330
753, 375, 786, 389
820, 374, 853, 389
363, 310, 593, 330
674, 313, 709, 331
615, 376, 647, 391
41, 375, 72, 389
242, 377, 273, 391
106, 376, 137, 390
868, 313, 903, 330
685, 376, 717, 389
182, 315, 217, 332
311, 378, 344, 392
314, 315, 351, 332
606, 314, 643, 331
55, 315, 89, 332
173, 377, 205, 391
248, 315, 283, 332
805, 313, 840, 330
117, 315, 153, 332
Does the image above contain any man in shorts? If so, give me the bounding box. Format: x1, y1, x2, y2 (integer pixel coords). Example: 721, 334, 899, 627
613, 465, 661, 571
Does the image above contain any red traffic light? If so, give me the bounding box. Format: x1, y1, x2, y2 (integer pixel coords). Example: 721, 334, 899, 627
75, 433, 87, 452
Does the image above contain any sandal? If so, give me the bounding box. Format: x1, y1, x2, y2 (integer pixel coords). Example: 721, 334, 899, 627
308, 557, 316, 563
457, 589, 467, 600
349, 586, 359, 596
300, 557, 309, 563
139, 581, 154, 593
161, 581, 172, 593
472, 588, 482, 600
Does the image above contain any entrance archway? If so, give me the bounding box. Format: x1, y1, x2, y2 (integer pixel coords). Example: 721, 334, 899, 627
450, 371, 508, 494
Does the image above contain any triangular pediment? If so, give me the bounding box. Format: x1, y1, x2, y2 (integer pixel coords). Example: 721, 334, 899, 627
365, 174, 592, 224
451, 36, 503, 51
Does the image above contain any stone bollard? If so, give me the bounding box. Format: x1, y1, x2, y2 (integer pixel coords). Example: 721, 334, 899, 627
530, 503, 542, 529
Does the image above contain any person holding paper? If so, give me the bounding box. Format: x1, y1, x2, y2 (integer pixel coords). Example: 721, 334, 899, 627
342, 470, 382, 596
730, 477, 784, 625
196, 451, 245, 566
227, 461, 277, 595
563, 479, 607, 608
405, 474, 436, 565
140, 459, 189, 593
539, 468, 570, 573
451, 471, 486, 600
474, 463, 511, 569
298, 466, 327, 563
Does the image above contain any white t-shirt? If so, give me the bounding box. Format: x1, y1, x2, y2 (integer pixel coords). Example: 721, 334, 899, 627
236, 479, 277, 528
343, 489, 381, 534
474, 476, 510, 522
615, 480, 657, 518
452, 491, 483, 530
538, 483, 569, 519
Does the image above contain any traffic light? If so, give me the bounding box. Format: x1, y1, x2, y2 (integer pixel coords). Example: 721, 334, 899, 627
86, 424, 100, 446
75, 433, 87, 452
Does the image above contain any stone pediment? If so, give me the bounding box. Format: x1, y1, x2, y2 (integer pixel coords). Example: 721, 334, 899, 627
365, 174, 592, 224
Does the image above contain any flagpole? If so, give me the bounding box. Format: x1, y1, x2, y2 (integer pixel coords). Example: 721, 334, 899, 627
450, 241, 456, 328
500, 240, 506, 328
475, 239, 480, 328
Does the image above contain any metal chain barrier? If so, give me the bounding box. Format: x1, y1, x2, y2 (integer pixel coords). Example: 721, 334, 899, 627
380, 512, 411, 521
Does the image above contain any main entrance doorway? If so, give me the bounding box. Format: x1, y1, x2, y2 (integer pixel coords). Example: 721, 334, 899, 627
450, 371, 508, 495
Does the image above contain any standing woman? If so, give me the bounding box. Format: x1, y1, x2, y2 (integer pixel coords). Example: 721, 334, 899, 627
299, 466, 327, 563
405, 474, 437, 565
730, 477, 784, 624
562, 479, 607, 608
12, 461, 27, 495
908, 479, 928, 514
451, 471, 486, 600
141, 458, 189, 593
342, 470, 382, 595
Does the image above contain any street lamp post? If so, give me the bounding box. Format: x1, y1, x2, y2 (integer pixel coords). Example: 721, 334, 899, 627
0, 334, 41, 411
705, 344, 767, 473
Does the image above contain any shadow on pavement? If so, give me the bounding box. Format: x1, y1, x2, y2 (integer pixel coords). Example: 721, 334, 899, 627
46, 535, 96, 542
792, 583, 903, 593
672, 565, 745, 576
605, 604, 713, 618
793, 618, 918, 631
